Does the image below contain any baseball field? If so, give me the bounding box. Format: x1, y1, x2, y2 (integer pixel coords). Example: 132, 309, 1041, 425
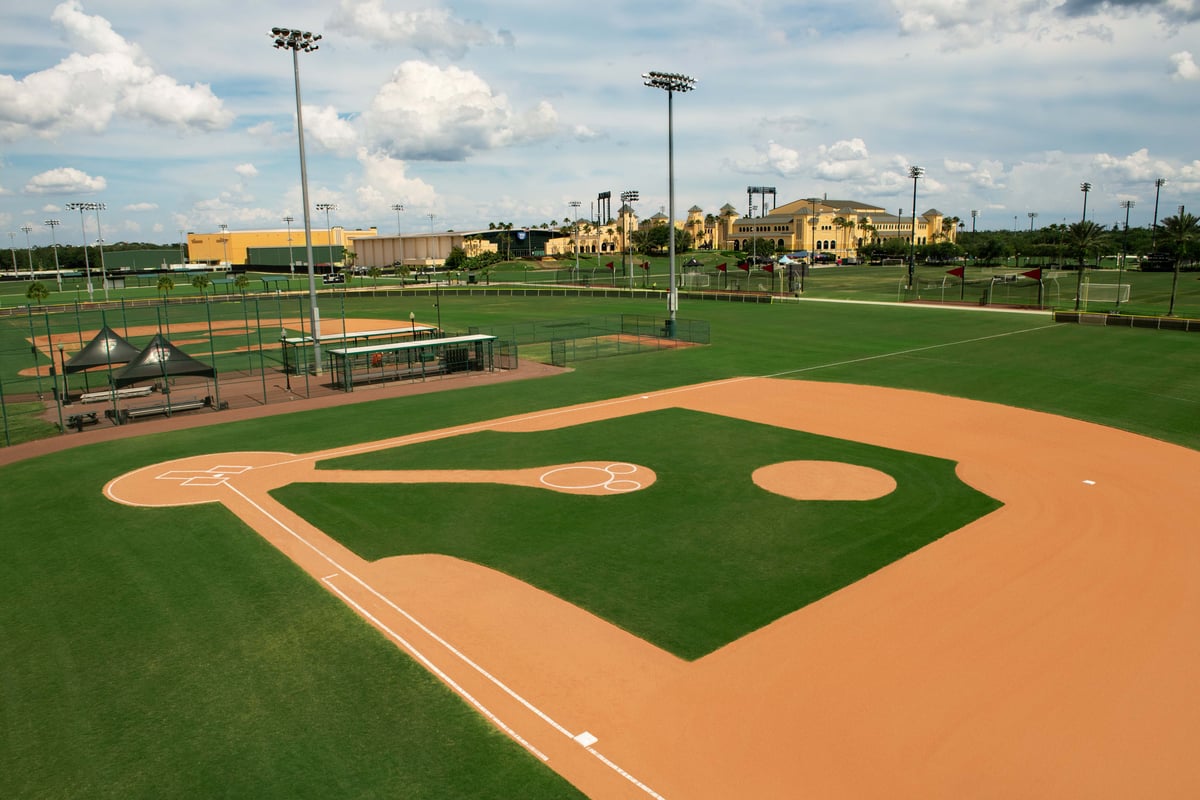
3, 293, 1199, 798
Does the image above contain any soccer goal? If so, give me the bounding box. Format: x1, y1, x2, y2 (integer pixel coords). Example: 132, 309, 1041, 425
1079, 279, 1130, 310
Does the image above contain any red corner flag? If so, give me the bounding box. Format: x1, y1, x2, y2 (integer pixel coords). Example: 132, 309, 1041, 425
715, 262, 727, 272
640, 261, 650, 270
946, 266, 965, 278
1022, 268, 1043, 280
605, 261, 614, 270
763, 262, 775, 273
737, 261, 750, 272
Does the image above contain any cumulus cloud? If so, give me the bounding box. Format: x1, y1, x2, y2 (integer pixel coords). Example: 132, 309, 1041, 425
123, 202, 157, 211
24, 166, 106, 194
234, 163, 258, 179
1060, 0, 1200, 23
892, 0, 1197, 43
1093, 147, 1176, 179
944, 158, 974, 174
302, 106, 361, 156
327, 0, 513, 59
352, 147, 437, 211
1169, 50, 1200, 79
816, 138, 874, 181
363, 61, 558, 160
0, 1, 231, 142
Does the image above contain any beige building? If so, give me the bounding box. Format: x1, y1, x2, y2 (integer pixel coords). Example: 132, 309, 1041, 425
187, 226, 378, 267
728, 198, 958, 259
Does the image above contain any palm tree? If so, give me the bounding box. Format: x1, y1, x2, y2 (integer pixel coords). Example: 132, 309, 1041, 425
1159, 211, 1199, 316
191, 273, 211, 299
833, 217, 848, 255
367, 265, 382, 289
233, 273, 251, 295
1067, 220, 1106, 310
156, 275, 175, 300
26, 281, 50, 305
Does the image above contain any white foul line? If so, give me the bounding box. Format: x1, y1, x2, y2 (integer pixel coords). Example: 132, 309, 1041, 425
223, 482, 666, 798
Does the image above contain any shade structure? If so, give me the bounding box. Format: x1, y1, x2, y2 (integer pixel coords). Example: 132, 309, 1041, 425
111, 334, 215, 388
62, 326, 141, 374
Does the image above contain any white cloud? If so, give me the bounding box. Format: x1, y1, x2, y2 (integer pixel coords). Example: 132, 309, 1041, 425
327, 0, 513, 59
24, 166, 106, 194
1093, 147, 1176, 180
352, 148, 437, 213
0, 1, 231, 142
363, 62, 558, 161
123, 202, 157, 211
234, 163, 258, 179
944, 158, 974, 174
1169, 50, 1200, 79
303, 106, 360, 156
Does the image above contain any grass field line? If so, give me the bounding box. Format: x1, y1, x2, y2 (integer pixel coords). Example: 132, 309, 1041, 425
765, 321, 1062, 379
225, 480, 666, 799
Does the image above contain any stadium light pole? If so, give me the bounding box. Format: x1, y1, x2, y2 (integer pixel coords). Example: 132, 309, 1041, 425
569, 200, 581, 279
178, 229, 186, 271
971, 209, 978, 233
391, 203, 405, 236
218, 223, 229, 268
316, 203, 338, 271
270, 25, 324, 372
282, 215, 295, 275
64, 202, 97, 300
643, 70, 696, 337
1117, 200, 1134, 312
20, 224, 34, 278
45, 219, 62, 290
621, 190, 638, 289
907, 166, 923, 290
1151, 177, 1166, 253
1028, 211, 1038, 232
87, 203, 109, 299
1080, 181, 1091, 223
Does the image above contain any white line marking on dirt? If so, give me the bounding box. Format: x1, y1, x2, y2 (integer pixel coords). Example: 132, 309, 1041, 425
224, 482, 665, 798
321, 575, 549, 762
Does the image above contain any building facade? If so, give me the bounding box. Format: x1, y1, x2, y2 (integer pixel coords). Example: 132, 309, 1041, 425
187, 226, 378, 268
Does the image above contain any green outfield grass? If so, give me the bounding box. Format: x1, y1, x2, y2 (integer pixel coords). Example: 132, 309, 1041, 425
2, 294, 1199, 798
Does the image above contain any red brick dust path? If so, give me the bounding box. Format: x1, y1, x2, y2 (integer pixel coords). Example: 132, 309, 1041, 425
102, 378, 1200, 799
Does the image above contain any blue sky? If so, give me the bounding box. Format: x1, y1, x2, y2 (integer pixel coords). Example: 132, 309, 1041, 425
2, 0, 1197, 247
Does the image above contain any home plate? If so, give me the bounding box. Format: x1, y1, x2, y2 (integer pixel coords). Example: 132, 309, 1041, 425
574, 731, 598, 747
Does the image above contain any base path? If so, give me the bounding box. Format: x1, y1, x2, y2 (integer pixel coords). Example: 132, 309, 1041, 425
104, 378, 1200, 799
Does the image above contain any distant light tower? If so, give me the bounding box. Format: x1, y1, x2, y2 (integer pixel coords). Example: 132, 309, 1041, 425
391, 203, 405, 236
907, 166, 923, 289
1080, 182, 1091, 222
45, 219, 62, 290
7, 233, 15, 276
971, 209, 978, 233
270, 25, 324, 371
178, 229, 187, 272
90, 203, 108, 299
282, 216, 295, 274
65, 202, 100, 299
569, 200, 582, 278
643, 70, 696, 336
20, 223, 34, 278
1117, 200, 1134, 312
1027, 211, 1038, 232
218, 223, 230, 268
621, 190, 638, 288
315, 203, 338, 271
1151, 177, 1166, 253
427, 213, 436, 233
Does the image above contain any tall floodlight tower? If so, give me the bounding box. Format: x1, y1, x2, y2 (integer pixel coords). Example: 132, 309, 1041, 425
45, 219, 62, 290
621, 190, 638, 288
907, 166, 923, 290
643, 70, 696, 337
65, 202, 100, 300
569, 200, 582, 278
270, 26, 324, 371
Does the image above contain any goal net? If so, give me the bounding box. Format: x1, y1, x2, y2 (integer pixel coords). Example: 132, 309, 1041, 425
1080, 281, 1130, 310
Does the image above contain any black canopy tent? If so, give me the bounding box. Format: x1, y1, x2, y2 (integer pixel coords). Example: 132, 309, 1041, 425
61, 325, 141, 374
112, 334, 216, 388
